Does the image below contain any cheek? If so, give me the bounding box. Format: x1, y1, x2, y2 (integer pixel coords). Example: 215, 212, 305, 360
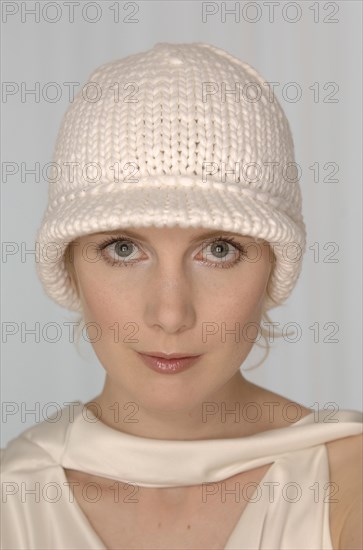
205, 264, 269, 326
241, 269, 268, 319
76, 271, 136, 369
76, 267, 128, 326
76, 267, 146, 354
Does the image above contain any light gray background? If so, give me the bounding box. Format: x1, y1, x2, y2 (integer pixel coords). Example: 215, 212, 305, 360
1, 0, 362, 446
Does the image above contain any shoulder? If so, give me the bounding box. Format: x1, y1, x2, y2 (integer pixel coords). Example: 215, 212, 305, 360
1, 404, 79, 476
2, 433, 53, 474
326, 432, 362, 550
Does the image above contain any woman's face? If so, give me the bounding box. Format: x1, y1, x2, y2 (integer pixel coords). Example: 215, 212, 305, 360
71, 226, 273, 412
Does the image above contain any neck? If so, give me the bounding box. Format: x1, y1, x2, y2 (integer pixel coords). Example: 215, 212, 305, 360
83, 375, 287, 441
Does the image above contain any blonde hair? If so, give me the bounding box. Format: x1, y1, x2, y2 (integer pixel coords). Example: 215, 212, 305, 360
64, 237, 292, 370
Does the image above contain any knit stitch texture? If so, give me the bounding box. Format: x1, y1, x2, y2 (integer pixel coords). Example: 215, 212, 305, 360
35, 42, 306, 312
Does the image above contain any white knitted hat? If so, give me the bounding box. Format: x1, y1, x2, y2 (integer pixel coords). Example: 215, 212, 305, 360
35, 42, 306, 313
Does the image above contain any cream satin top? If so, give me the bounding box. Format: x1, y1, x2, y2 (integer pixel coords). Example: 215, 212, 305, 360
1, 401, 362, 550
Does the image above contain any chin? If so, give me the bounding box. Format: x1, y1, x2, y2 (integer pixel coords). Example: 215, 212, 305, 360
136, 383, 206, 413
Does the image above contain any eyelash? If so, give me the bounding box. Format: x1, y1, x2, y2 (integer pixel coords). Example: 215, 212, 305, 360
97, 235, 247, 269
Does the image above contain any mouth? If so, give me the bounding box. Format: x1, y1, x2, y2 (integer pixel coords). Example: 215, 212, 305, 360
139, 351, 201, 359
136, 351, 202, 374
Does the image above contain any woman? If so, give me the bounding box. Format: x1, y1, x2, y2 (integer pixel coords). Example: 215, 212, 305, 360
2, 42, 362, 550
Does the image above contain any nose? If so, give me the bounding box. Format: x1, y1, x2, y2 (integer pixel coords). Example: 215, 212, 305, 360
143, 265, 197, 335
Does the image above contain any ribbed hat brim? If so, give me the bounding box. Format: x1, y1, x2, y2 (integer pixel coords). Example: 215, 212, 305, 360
35, 181, 306, 312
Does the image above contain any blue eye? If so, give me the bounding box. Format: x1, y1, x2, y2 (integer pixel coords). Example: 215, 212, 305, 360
98, 235, 247, 269
99, 238, 140, 266
198, 238, 247, 269
112, 240, 138, 259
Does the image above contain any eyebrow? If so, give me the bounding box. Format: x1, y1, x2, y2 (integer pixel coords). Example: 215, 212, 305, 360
96, 228, 250, 244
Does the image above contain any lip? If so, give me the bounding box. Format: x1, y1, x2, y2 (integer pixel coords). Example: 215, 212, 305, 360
140, 351, 201, 359
137, 352, 202, 374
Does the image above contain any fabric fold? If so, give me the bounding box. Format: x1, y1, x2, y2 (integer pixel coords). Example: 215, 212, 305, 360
2, 401, 362, 550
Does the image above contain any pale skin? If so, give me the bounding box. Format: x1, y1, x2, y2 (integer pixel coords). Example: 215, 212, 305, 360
65, 226, 362, 550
